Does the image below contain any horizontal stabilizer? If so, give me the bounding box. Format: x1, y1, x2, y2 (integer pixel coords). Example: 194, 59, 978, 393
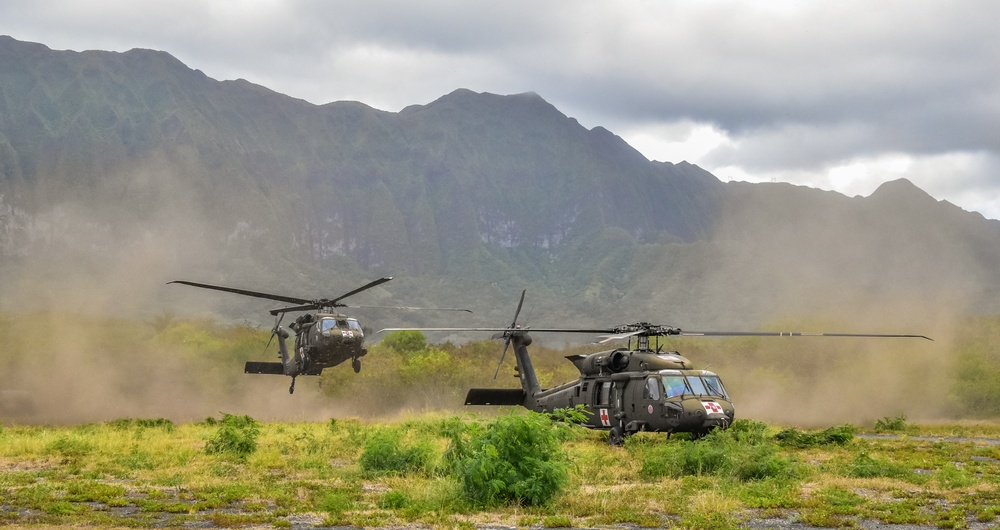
245, 361, 285, 375
464, 388, 525, 406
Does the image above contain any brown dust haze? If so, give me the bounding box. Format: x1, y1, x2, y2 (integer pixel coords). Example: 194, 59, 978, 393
0, 164, 970, 427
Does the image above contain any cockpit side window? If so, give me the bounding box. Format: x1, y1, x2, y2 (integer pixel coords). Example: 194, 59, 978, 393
644, 377, 661, 400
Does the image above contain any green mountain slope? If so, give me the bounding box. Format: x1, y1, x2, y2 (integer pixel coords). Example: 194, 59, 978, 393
1, 36, 998, 331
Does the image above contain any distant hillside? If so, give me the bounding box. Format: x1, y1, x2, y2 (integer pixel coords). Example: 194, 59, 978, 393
1, 36, 999, 330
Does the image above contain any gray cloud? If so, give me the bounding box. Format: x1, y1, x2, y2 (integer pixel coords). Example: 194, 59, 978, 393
2, 0, 998, 218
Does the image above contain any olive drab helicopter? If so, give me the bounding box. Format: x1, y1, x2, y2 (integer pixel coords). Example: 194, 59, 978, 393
169, 278, 470, 394
380, 290, 932, 445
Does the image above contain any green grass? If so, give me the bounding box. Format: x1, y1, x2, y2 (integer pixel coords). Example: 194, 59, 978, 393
0, 415, 999, 528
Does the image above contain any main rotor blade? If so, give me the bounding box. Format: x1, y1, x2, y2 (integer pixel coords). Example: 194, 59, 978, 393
269, 303, 321, 316
330, 277, 393, 306
594, 330, 645, 344
375, 326, 611, 334
678, 331, 934, 340
342, 304, 472, 313
376, 327, 932, 341
169, 280, 312, 306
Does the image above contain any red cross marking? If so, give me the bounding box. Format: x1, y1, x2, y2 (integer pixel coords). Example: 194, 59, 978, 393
599, 408, 611, 426
703, 401, 723, 414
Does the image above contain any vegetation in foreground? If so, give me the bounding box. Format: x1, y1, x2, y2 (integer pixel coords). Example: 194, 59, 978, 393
1, 412, 999, 529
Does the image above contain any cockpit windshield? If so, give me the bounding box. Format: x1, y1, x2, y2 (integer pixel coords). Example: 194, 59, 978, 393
320, 318, 339, 332
701, 375, 729, 399
347, 319, 362, 333
687, 376, 708, 395
662, 375, 687, 398
660, 374, 729, 399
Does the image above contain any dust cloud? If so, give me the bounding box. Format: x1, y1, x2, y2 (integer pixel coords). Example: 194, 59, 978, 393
0, 162, 346, 424
675, 182, 990, 427
0, 164, 991, 427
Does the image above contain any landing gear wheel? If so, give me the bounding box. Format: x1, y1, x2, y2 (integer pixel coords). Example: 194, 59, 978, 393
352, 358, 361, 373
609, 426, 624, 447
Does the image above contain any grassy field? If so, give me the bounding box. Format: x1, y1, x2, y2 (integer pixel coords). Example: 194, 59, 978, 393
1, 413, 999, 529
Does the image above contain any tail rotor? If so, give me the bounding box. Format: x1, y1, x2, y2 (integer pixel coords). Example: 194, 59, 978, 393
264, 312, 285, 355
493, 289, 526, 379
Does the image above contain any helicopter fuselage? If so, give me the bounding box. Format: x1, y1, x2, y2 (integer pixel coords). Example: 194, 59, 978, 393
292, 313, 367, 371
171, 276, 472, 394
532, 349, 735, 438
435, 290, 929, 445
463, 334, 735, 443
534, 366, 735, 436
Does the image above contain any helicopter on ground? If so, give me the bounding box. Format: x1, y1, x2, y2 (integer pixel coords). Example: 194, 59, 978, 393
380, 290, 932, 445
169, 277, 470, 394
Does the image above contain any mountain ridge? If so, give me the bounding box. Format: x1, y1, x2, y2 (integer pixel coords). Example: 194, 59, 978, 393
1, 36, 998, 329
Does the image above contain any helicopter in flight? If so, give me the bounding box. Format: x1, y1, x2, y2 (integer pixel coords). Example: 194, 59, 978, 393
169, 277, 469, 394
380, 290, 932, 445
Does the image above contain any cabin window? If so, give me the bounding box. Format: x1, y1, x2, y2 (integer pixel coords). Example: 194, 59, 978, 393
644, 377, 661, 400
701, 376, 729, 399
661, 375, 687, 398
594, 381, 612, 406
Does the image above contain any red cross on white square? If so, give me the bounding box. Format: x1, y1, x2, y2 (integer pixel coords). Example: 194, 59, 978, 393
702, 401, 723, 414
599, 408, 611, 426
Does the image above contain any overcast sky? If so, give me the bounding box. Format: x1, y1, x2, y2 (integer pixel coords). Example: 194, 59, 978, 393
3, 0, 998, 219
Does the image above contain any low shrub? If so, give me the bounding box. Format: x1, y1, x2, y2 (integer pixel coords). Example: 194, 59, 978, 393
447, 411, 569, 507
358, 430, 435, 476
775, 425, 854, 448
874, 414, 908, 433
204, 414, 260, 459
641, 426, 796, 482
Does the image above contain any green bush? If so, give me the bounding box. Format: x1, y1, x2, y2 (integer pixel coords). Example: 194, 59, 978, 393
381, 330, 427, 355
874, 414, 908, 433
727, 419, 771, 445
377, 490, 411, 509
358, 430, 435, 476
775, 425, 854, 448
447, 411, 569, 507
641, 426, 795, 482
676, 433, 732, 476
204, 414, 260, 459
